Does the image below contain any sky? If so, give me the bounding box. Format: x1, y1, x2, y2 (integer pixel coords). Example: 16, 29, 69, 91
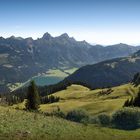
0, 0, 140, 45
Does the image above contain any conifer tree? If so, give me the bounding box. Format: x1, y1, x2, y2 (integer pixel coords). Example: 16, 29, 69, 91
132, 73, 140, 86
123, 88, 140, 107
133, 88, 140, 107
26, 81, 40, 110
123, 99, 130, 107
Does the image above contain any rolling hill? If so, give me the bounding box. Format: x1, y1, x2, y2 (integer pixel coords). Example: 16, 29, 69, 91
2, 83, 140, 140
13, 83, 139, 115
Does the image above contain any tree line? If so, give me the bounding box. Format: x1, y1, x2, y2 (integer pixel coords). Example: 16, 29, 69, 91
0, 81, 60, 111
124, 72, 140, 107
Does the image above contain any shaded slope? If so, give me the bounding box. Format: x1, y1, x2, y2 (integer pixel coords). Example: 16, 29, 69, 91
65, 52, 140, 88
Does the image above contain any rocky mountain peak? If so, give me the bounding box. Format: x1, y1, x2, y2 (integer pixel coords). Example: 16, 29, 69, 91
42, 32, 52, 40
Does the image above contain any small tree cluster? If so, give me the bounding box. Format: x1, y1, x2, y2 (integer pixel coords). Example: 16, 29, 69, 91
132, 72, 140, 86
41, 95, 60, 104
112, 107, 140, 130
123, 97, 134, 107
98, 88, 113, 96
5, 95, 24, 105
124, 88, 140, 107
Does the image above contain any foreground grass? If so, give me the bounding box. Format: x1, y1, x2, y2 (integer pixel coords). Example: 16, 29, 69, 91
1, 106, 140, 140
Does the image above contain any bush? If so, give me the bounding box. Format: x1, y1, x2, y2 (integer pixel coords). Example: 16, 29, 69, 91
132, 72, 140, 86
52, 110, 66, 118
112, 107, 140, 130
88, 114, 111, 126
87, 116, 98, 124
43, 106, 65, 118
66, 109, 89, 123
97, 114, 111, 126
123, 88, 140, 107
123, 97, 134, 107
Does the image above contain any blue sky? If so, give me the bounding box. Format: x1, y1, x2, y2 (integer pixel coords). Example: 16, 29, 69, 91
0, 0, 140, 45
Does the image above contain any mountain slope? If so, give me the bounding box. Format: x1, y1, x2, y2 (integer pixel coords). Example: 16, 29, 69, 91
65, 50, 140, 89
0, 33, 140, 92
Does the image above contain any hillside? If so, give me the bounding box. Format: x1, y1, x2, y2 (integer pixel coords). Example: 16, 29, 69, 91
0, 33, 140, 92
64, 51, 140, 89
14, 83, 139, 115
2, 84, 140, 140
2, 106, 140, 140
40, 84, 139, 115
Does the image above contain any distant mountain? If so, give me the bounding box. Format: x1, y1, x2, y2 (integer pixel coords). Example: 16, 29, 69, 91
0, 32, 140, 92
65, 50, 140, 89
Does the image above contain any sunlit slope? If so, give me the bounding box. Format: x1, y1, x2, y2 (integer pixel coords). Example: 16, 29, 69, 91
2, 106, 140, 140
40, 83, 139, 115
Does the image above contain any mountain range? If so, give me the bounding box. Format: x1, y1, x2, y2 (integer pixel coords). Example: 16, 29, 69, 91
0, 32, 140, 92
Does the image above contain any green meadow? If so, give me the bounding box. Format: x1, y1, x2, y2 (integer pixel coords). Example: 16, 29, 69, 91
1, 83, 140, 140
1, 106, 140, 140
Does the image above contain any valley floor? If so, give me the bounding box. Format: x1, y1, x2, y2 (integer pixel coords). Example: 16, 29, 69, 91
1, 106, 140, 140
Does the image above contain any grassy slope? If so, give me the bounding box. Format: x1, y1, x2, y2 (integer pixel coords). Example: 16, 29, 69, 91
2, 83, 140, 140
40, 83, 139, 115
2, 106, 140, 140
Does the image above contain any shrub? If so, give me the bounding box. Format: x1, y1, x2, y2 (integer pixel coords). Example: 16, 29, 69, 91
88, 114, 111, 126
87, 116, 98, 124
66, 109, 89, 123
52, 110, 66, 118
123, 87, 140, 107
97, 114, 111, 126
43, 106, 65, 118
123, 97, 134, 107
112, 107, 140, 130
132, 72, 140, 86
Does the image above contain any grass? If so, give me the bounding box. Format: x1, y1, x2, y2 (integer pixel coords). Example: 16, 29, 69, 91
46, 69, 68, 77
2, 106, 140, 140
63, 67, 78, 74
2, 83, 140, 139
13, 83, 140, 116
39, 83, 140, 115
